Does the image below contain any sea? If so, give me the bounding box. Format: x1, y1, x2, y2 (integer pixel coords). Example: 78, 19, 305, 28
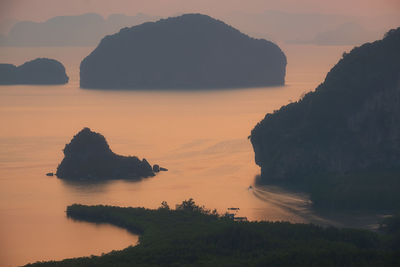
1, 44, 377, 266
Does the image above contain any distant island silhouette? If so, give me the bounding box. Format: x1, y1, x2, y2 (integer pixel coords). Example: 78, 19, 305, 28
80, 13, 287, 89
0, 13, 158, 47
250, 27, 400, 210
56, 128, 158, 180
0, 58, 68, 85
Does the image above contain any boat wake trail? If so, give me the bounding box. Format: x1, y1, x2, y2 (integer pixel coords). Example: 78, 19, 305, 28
251, 185, 338, 226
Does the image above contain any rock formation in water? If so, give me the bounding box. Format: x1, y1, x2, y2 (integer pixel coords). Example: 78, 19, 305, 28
80, 13, 286, 89
251, 27, 400, 181
0, 58, 68, 85
152, 164, 168, 172
56, 128, 155, 180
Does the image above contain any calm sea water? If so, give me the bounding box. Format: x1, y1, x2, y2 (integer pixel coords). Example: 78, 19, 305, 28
0, 44, 356, 266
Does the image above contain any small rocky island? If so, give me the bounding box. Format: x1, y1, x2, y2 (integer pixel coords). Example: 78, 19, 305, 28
80, 13, 286, 89
0, 58, 69, 85
56, 128, 161, 180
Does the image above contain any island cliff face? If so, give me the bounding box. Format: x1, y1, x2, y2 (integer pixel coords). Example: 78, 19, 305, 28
251, 28, 400, 182
56, 128, 155, 180
0, 58, 68, 85
80, 13, 286, 89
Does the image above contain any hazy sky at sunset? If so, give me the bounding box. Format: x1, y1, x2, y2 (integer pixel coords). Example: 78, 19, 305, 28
1, 0, 399, 21
0, 0, 399, 45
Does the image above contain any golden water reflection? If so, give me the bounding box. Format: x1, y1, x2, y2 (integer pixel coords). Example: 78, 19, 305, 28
0, 44, 353, 266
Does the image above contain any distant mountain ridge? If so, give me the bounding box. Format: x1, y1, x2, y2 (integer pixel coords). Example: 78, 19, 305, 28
0, 13, 158, 47
1, 11, 397, 47
287, 22, 379, 45
226, 10, 397, 46
80, 13, 287, 89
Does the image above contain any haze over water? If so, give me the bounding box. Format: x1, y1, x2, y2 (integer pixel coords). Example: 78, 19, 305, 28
0, 44, 351, 266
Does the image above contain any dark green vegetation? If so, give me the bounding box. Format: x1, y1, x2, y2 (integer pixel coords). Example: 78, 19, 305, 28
380, 214, 400, 235
27, 200, 400, 266
380, 213, 400, 249
80, 13, 286, 89
0, 58, 68, 85
56, 128, 155, 180
250, 28, 400, 210
308, 171, 400, 210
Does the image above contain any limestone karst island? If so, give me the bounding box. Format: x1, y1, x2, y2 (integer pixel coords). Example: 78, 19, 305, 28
56, 128, 162, 180
0, 58, 68, 85
80, 14, 287, 89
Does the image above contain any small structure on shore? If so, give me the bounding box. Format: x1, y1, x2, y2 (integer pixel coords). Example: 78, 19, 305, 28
226, 207, 248, 222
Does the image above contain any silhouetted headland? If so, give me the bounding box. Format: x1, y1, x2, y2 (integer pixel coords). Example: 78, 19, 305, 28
250, 27, 400, 210
56, 128, 157, 180
0, 58, 68, 85
80, 13, 287, 89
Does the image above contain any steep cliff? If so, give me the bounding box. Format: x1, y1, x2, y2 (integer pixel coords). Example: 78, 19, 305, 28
250, 28, 400, 209
251, 28, 400, 180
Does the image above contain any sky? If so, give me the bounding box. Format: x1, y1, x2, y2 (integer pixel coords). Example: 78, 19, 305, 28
0, 0, 398, 45
1, 0, 399, 22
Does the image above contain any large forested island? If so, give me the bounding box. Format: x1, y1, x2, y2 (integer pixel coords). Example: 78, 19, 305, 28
0, 58, 68, 85
250, 28, 400, 210
26, 200, 400, 266
80, 13, 287, 89
56, 128, 156, 180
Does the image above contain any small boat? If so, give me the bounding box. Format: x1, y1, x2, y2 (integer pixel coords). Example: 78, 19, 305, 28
227, 207, 240, 210
46, 172, 54, 176
248, 185, 253, 190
